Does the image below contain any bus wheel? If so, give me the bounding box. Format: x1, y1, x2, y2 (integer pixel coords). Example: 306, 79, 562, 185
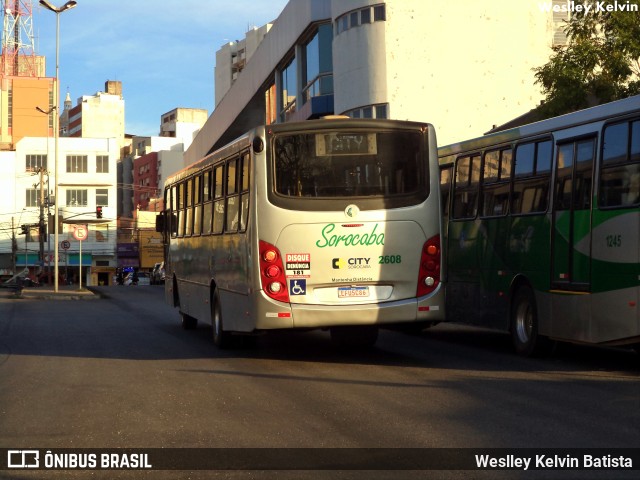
212, 291, 232, 349
510, 286, 550, 357
330, 325, 379, 348
180, 312, 197, 330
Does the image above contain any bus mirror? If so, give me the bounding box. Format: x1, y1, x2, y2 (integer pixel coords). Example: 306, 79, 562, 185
155, 212, 165, 233
253, 137, 264, 153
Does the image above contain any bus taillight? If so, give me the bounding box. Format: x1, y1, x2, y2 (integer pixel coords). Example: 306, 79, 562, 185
417, 235, 441, 297
259, 240, 290, 303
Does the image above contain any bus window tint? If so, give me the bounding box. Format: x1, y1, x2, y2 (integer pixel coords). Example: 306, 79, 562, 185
536, 141, 552, 173
213, 165, 225, 234
452, 154, 480, 219
512, 140, 551, 214
600, 119, 640, 208
602, 122, 628, 164
631, 120, 640, 162
273, 131, 422, 197
514, 143, 534, 176
481, 148, 511, 217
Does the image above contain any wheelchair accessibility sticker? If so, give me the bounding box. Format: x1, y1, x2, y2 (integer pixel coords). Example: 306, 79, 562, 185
289, 279, 306, 296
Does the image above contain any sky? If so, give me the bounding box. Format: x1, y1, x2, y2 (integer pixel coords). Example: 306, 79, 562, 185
32, 0, 290, 136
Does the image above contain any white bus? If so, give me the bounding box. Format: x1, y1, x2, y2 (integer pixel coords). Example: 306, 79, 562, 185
157, 118, 444, 348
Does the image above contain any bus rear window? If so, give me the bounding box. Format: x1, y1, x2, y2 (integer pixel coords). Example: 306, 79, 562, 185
273, 131, 423, 198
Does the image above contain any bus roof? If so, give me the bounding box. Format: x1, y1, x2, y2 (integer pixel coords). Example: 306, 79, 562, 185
439, 94, 640, 159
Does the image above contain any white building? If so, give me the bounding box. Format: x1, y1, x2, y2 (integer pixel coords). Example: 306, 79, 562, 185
0, 136, 119, 285
187, 0, 562, 165
215, 24, 273, 107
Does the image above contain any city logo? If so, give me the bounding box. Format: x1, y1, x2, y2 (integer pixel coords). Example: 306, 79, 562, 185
332, 258, 371, 269
332, 258, 346, 269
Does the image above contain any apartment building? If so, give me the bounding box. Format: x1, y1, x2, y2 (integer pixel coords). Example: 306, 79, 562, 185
0, 136, 119, 285
61, 80, 126, 152
186, 0, 562, 165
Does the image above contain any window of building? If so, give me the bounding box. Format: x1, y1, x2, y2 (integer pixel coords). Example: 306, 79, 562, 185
361, 8, 371, 24
7, 86, 12, 129
344, 103, 389, 119
335, 4, 386, 36
26, 154, 47, 172
265, 83, 277, 125
302, 23, 334, 105
96, 155, 109, 173
373, 5, 386, 21
96, 188, 108, 207
66, 189, 88, 206
66, 155, 88, 173
26, 188, 39, 207
280, 56, 297, 122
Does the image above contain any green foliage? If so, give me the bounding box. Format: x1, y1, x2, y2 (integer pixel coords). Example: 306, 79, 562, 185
534, 0, 640, 117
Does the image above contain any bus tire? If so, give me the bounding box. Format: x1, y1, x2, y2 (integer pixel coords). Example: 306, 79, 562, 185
212, 291, 232, 349
180, 311, 197, 330
510, 285, 551, 357
330, 325, 379, 348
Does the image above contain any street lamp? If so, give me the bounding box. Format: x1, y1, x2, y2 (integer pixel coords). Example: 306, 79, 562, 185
39, 0, 77, 292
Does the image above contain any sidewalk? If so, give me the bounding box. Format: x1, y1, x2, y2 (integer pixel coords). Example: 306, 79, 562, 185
0, 284, 100, 300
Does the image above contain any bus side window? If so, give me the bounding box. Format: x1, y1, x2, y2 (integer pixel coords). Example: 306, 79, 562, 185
481, 148, 512, 217
185, 178, 193, 236
193, 175, 202, 235
202, 169, 213, 235
439, 164, 453, 221
452, 154, 480, 219
600, 119, 640, 208
240, 152, 250, 232
226, 157, 239, 233
170, 186, 177, 236
212, 165, 225, 234
512, 140, 551, 214
177, 182, 185, 237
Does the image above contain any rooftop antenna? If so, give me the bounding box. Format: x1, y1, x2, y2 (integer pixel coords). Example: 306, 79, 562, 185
1, 0, 37, 77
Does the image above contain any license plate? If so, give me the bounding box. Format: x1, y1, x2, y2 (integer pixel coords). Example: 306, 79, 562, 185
338, 286, 369, 298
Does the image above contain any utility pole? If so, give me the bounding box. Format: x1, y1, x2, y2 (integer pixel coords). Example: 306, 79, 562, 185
38, 167, 46, 275
11, 216, 17, 273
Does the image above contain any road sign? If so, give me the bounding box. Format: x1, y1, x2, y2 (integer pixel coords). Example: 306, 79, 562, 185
61, 240, 70, 250
72, 225, 88, 241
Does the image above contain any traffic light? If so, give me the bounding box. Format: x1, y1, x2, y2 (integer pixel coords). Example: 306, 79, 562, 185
96, 206, 103, 219
20, 225, 28, 235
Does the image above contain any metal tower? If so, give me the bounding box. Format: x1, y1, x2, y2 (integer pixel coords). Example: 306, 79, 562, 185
1, 0, 37, 77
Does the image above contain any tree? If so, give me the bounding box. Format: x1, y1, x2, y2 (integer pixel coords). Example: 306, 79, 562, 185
534, 0, 640, 117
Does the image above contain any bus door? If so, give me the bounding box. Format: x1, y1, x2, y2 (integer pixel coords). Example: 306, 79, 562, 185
551, 137, 596, 292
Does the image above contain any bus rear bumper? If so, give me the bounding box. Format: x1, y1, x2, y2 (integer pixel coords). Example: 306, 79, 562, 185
253, 287, 445, 330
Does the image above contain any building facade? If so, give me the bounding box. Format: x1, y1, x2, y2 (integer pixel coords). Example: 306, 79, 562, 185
61, 80, 126, 152
127, 108, 208, 214
0, 136, 119, 285
187, 0, 563, 165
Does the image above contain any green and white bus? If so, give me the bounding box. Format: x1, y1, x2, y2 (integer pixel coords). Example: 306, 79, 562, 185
438, 94, 640, 356
157, 118, 444, 348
